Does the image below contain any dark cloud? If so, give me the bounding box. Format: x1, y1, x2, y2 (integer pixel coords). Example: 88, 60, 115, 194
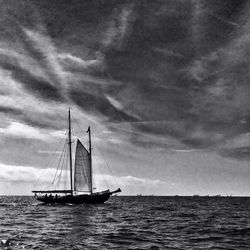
0, 55, 63, 101
0, 105, 67, 131
102, 0, 250, 153
14, 70, 63, 102
220, 146, 250, 161
70, 89, 137, 122
0, 106, 22, 116
21, 112, 68, 130
1, 0, 250, 160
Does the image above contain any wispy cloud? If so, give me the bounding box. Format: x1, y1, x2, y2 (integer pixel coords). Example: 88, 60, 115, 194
0, 120, 66, 141
0, 121, 47, 140
23, 28, 66, 89
0, 0, 250, 192
102, 3, 135, 50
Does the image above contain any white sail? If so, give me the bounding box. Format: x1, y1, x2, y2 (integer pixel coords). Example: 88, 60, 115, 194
74, 139, 91, 192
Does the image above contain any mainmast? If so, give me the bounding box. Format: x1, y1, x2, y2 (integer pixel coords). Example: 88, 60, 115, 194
87, 126, 93, 194
68, 108, 73, 195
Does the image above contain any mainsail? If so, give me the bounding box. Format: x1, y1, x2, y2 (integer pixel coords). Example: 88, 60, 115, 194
74, 139, 92, 192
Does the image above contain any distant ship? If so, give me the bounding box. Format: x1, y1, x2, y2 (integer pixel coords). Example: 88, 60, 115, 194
32, 109, 121, 204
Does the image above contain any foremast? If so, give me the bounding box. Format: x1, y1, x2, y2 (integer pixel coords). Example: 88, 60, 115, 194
68, 108, 73, 195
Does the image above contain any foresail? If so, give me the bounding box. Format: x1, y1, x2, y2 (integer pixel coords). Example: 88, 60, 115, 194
74, 139, 91, 192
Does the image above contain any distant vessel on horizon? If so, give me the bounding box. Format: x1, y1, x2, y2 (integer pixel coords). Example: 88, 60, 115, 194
32, 109, 121, 204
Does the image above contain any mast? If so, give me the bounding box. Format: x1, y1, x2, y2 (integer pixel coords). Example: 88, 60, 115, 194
68, 108, 73, 195
87, 126, 93, 194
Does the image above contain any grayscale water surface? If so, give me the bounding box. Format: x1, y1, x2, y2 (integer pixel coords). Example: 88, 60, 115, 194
0, 196, 250, 249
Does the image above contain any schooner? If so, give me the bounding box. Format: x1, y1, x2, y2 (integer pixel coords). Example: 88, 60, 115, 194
32, 109, 121, 204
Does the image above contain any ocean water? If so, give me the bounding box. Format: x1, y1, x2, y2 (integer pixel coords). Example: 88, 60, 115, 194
0, 196, 250, 249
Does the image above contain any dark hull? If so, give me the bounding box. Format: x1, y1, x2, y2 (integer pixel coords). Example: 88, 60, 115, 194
36, 193, 111, 204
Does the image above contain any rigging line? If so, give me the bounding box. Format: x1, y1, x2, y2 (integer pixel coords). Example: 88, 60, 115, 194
55, 142, 66, 188
90, 150, 95, 191
92, 132, 119, 187
60, 138, 70, 189
64, 141, 69, 189
64, 143, 70, 190
74, 119, 89, 143
32, 132, 67, 188
92, 149, 111, 189
56, 141, 68, 189
48, 138, 67, 189
91, 128, 131, 179
51, 138, 67, 186
45, 130, 68, 170
75, 119, 85, 135
42, 139, 68, 191
92, 132, 112, 188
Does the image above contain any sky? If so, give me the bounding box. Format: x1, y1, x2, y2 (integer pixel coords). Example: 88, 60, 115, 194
0, 0, 250, 196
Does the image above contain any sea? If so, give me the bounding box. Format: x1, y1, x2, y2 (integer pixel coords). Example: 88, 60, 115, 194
0, 196, 250, 249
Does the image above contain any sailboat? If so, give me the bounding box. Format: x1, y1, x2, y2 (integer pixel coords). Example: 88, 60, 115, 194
32, 109, 121, 204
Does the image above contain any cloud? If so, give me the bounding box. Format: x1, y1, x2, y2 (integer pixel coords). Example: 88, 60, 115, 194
219, 133, 250, 160
38, 150, 63, 155
95, 174, 169, 195
102, 3, 135, 50
0, 121, 47, 140
220, 146, 250, 161
23, 28, 67, 87
106, 95, 123, 110
100, 0, 250, 157
58, 52, 105, 72
0, 163, 53, 183
0, 106, 22, 116
0, 0, 250, 161
69, 89, 138, 122
0, 162, 170, 195
5, 64, 63, 101
0, 120, 66, 141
